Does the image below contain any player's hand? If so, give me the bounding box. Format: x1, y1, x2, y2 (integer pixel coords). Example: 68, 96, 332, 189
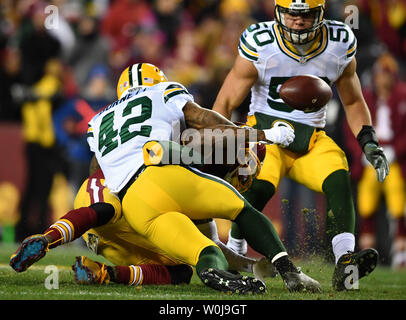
262, 125, 295, 147
364, 142, 389, 182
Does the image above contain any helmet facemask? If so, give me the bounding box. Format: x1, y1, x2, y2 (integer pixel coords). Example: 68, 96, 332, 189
275, 4, 325, 45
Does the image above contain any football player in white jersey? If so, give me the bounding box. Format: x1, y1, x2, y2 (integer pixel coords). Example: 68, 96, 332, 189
84, 62, 324, 293
11, 63, 313, 293
213, 0, 389, 291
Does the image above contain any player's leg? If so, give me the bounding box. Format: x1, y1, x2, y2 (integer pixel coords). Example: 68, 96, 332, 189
122, 165, 320, 292
10, 171, 121, 272
289, 131, 378, 290
227, 143, 289, 254
72, 256, 193, 286
195, 219, 277, 278
357, 166, 381, 250
383, 163, 406, 268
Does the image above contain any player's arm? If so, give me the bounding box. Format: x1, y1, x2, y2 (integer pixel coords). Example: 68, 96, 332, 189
212, 55, 258, 119
183, 102, 293, 146
336, 57, 389, 181
336, 57, 372, 136
183, 101, 236, 129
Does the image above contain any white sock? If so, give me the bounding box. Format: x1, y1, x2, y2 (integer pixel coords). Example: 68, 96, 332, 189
226, 231, 247, 255
332, 232, 355, 264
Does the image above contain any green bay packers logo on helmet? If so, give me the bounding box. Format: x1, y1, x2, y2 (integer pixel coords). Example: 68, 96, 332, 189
274, 0, 325, 45
117, 63, 168, 99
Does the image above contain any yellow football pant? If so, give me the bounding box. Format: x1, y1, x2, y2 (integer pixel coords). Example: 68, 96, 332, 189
74, 175, 182, 267
257, 130, 349, 192
357, 162, 406, 219
121, 165, 245, 266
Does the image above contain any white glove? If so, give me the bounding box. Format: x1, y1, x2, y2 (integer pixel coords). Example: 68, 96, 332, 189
263, 125, 295, 147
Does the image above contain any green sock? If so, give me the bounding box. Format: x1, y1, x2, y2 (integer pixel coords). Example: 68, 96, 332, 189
195, 246, 229, 276
322, 169, 356, 239
230, 179, 276, 240
234, 201, 286, 260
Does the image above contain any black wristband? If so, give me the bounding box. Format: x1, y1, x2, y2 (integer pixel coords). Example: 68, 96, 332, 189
356, 125, 379, 150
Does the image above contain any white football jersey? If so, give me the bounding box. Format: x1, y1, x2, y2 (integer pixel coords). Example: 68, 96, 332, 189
238, 20, 357, 128
87, 82, 193, 193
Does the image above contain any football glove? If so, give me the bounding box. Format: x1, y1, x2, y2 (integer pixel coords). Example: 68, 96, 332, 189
363, 142, 389, 182
262, 124, 295, 147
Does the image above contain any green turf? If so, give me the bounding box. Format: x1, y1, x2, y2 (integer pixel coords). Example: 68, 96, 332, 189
1, 243, 405, 300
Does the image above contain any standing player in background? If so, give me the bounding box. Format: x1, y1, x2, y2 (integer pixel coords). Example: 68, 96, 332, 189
345, 52, 406, 269
212, 0, 389, 290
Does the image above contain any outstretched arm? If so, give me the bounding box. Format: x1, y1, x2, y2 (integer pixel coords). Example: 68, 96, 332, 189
182, 101, 236, 130
336, 57, 389, 182
212, 55, 258, 119
336, 57, 372, 137
182, 101, 294, 147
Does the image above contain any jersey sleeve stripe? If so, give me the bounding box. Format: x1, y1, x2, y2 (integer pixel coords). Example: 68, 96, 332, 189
239, 36, 259, 61
87, 126, 94, 138
240, 35, 258, 54
164, 87, 183, 96
238, 44, 258, 61
164, 89, 189, 103
346, 38, 357, 57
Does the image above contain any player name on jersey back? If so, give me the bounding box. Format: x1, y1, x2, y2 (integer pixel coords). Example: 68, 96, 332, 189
87, 82, 194, 193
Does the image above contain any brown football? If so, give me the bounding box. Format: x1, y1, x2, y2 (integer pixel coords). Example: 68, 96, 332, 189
279, 75, 332, 112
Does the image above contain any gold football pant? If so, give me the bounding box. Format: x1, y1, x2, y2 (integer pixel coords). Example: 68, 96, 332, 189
258, 130, 349, 192
121, 165, 246, 266
358, 162, 406, 219
236, 127, 355, 237
74, 175, 184, 267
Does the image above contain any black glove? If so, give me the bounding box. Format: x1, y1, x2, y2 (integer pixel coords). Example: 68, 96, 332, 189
363, 142, 389, 182
357, 125, 389, 182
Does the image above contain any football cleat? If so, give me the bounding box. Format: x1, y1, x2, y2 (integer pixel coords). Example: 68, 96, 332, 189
9, 234, 49, 272
332, 248, 378, 291
281, 267, 322, 293
198, 268, 266, 294
72, 256, 110, 285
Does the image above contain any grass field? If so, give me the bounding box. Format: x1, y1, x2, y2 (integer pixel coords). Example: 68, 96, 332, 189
1, 242, 405, 302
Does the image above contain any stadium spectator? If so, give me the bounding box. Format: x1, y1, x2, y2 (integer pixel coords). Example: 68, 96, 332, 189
68, 14, 110, 90
16, 1, 61, 86
100, 0, 153, 52
360, 0, 406, 61
16, 58, 65, 242
0, 47, 22, 122
344, 52, 406, 268
53, 64, 113, 193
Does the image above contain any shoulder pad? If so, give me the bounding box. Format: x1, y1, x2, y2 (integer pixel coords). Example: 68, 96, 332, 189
162, 82, 191, 103
239, 22, 274, 62
325, 20, 357, 59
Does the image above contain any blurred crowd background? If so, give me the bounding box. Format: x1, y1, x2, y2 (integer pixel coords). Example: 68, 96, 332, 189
0, 0, 405, 268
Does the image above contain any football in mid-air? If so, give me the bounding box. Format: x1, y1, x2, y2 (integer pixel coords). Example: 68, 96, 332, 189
279, 75, 332, 112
